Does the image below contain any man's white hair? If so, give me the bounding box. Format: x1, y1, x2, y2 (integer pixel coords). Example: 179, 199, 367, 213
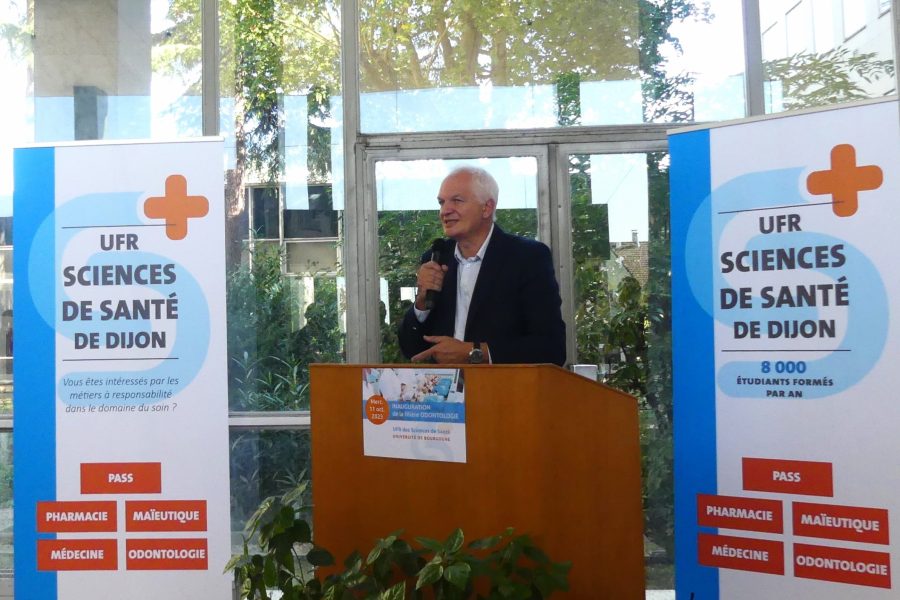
446, 166, 499, 206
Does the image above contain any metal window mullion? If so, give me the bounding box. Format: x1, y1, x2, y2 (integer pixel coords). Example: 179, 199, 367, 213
360, 124, 673, 149
362, 149, 381, 363
201, 0, 220, 136
548, 144, 576, 366
341, 0, 364, 363
534, 147, 552, 247
278, 185, 287, 273
743, 0, 766, 116
228, 411, 311, 430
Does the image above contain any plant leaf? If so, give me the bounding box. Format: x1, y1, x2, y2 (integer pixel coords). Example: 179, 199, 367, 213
263, 555, 277, 587
444, 529, 464, 554
443, 562, 471, 590
521, 545, 548, 563
380, 581, 407, 600
307, 546, 335, 567
415, 536, 444, 554
468, 535, 501, 550
366, 544, 384, 566
416, 562, 444, 590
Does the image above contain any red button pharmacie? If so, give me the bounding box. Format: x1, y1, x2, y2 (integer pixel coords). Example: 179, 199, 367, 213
742, 457, 833, 497
81, 462, 162, 494
126, 500, 207, 532
793, 501, 889, 545
125, 538, 208, 570
37, 501, 118, 533
698, 533, 784, 575
37, 539, 118, 571
697, 494, 783, 534
794, 543, 891, 589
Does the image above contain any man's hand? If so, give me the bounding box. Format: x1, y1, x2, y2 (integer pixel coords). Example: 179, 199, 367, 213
414, 261, 448, 310
411, 336, 472, 364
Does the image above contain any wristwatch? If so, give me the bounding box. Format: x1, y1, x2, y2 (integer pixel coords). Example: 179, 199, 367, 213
468, 342, 484, 364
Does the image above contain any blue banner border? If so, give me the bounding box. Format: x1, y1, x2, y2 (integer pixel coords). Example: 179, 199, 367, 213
670, 129, 719, 598
13, 146, 58, 599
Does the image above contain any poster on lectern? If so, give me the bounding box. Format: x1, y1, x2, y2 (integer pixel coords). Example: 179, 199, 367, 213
13, 138, 231, 599
362, 367, 466, 463
670, 98, 900, 599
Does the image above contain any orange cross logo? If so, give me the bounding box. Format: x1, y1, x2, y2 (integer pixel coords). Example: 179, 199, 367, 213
144, 174, 209, 240
806, 144, 883, 217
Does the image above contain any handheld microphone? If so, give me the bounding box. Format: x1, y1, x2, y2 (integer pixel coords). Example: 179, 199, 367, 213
424, 238, 449, 310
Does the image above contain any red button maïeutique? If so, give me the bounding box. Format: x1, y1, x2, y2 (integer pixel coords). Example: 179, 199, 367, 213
794, 543, 891, 589
742, 457, 833, 497
793, 502, 890, 545
697, 494, 783, 534
698, 533, 784, 575
37, 501, 117, 533
37, 539, 118, 571
126, 500, 207, 532
81, 462, 162, 494
125, 538, 208, 570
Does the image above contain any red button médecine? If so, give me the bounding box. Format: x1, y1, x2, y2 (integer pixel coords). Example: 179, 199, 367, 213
698, 533, 784, 575
37, 539, 118, 571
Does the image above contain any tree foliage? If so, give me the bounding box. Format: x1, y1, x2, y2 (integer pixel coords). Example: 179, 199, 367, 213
764, 48, 895, 112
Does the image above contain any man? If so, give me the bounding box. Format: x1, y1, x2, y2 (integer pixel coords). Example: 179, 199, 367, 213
397, 166, 566, 366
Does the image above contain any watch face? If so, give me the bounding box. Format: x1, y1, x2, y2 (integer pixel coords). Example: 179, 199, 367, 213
469, 348, 484, 364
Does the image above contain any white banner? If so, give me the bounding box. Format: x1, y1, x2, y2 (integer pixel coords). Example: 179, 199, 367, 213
14, 138, 231, 599
671, 99, 900, 599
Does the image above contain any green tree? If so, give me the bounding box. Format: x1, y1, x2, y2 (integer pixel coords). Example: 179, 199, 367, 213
764, 48, 895, 111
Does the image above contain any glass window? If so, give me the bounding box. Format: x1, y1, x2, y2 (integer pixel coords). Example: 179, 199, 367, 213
569, 151, 672, 589
217, 0, 345, 424
250, 187, 281, 240
663, 0, 747, 122
764, 0, 894, 112
762, 21, 787, 61
375, 157, 539, 362
284, 185, 339, 239
229, 429, 310, 551
786, 1, 813, 55
0, 249, 10, 396
29, 0, 202, 142
841, 0, 866, 39
811, 0, 836, 53
357, 0, 736, 130
0, 432, 10, 577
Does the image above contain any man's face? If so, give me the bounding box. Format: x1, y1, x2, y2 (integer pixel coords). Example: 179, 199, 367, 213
437, 172, 494, 243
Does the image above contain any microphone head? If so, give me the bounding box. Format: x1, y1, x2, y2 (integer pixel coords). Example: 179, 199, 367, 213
430, 238, 449, 265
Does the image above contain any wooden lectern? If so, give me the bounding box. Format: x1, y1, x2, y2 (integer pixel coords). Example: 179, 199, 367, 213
310, 364, 644, 598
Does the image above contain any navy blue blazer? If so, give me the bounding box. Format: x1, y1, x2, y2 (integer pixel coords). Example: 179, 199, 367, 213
398, 226, 566, 366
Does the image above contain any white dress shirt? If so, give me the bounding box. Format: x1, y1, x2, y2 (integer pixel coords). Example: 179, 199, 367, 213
414, 224, 495, 341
